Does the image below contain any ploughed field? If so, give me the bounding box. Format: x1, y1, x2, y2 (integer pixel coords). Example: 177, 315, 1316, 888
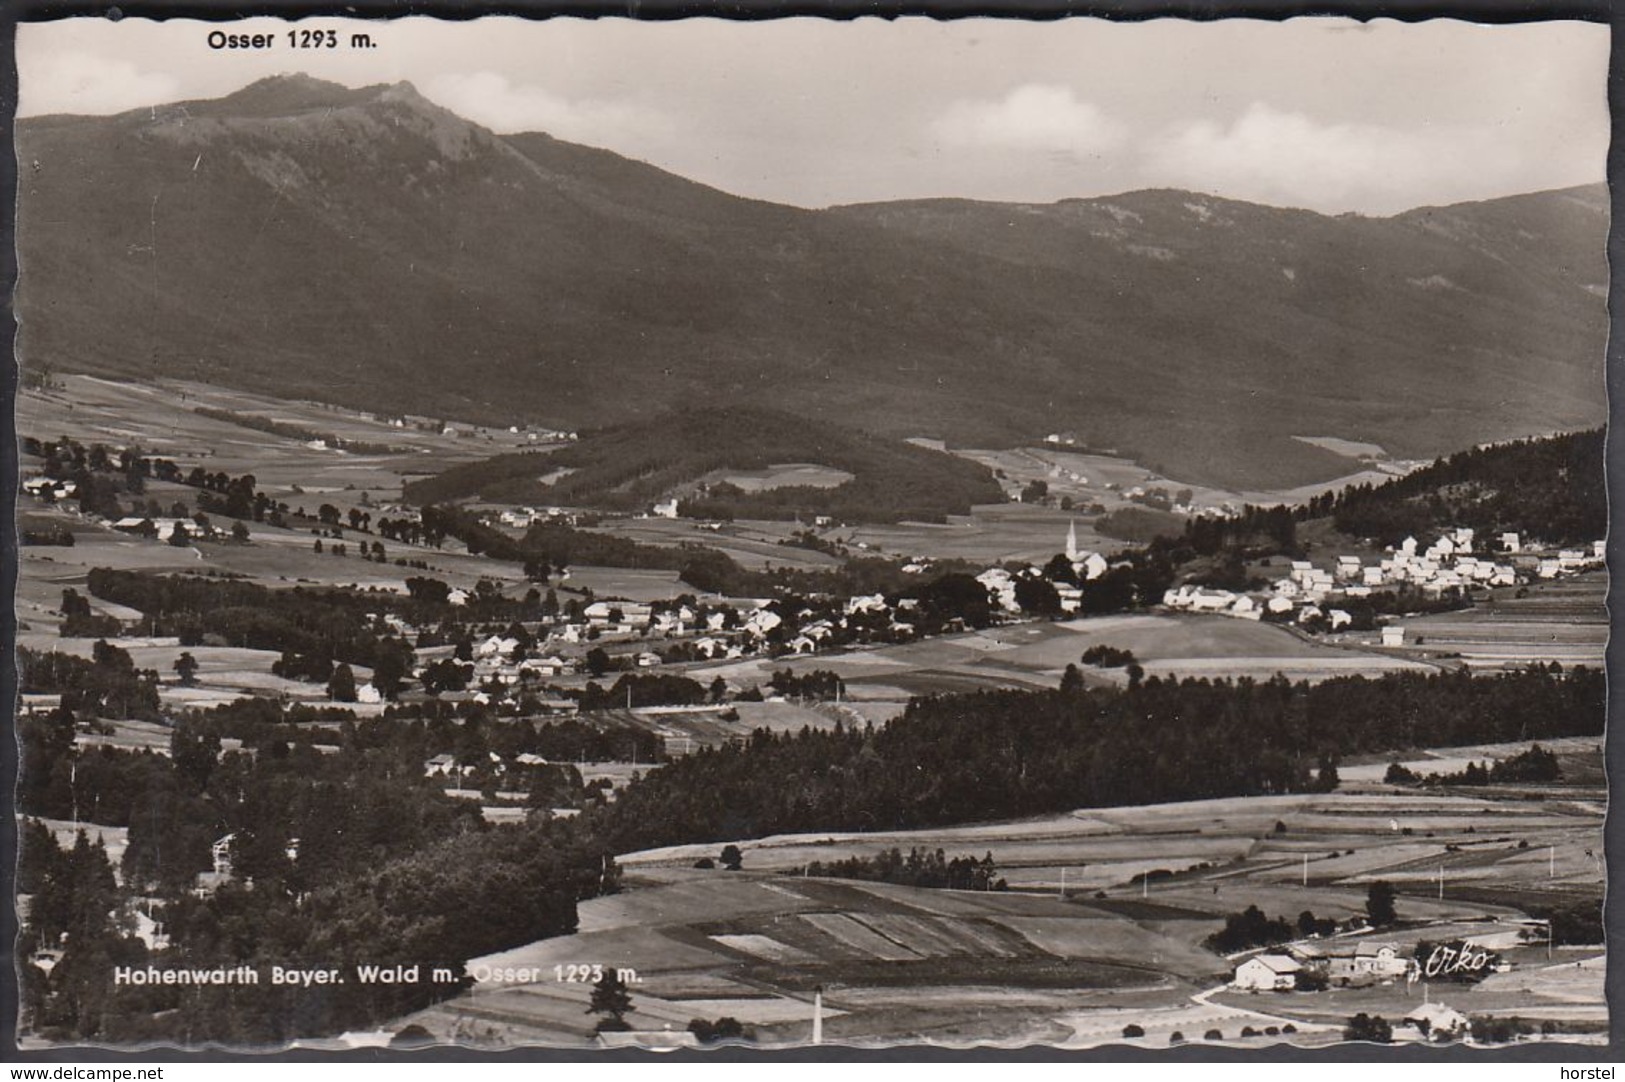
396, 752, 1602, 1048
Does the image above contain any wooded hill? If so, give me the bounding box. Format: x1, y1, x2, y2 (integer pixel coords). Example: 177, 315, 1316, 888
1312, 427, 1605, 546
16, 75, 1607, 489
403, 406, 1005, 523
1184, 427, 1607, 559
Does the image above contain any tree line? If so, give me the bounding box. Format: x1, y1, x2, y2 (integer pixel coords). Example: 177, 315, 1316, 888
592, 665, 1603, 853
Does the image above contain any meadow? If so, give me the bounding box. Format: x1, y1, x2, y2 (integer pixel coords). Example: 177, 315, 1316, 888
392, 744, 1601, 1048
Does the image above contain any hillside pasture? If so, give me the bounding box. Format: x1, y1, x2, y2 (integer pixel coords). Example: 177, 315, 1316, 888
834, 503, 1120, 566
19, 376, 498, 508
688, 610, 1433, 707
704, 463, 855, 492
582, 516, 843, 571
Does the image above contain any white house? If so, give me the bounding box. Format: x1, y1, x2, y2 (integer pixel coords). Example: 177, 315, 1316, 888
476, 635, 519, 659
1380, 626, 1405, 647
1402, 1003, 1470, 1042
1232, 954, 1302, 991
1347, 941, 1409, 979
846, 593, 889, 616
744, 608, 783, 637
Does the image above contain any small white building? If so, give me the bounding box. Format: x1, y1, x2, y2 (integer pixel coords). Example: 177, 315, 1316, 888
1380, 626, 1405, 648
1232, 954, 1302, 992
1402, 1003, 1470, 1041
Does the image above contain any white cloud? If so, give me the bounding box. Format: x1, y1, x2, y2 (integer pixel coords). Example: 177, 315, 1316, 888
1145, 102, 1522, 214
422, 71, 674, 147
930, 84, 1126, 158
18, 51, 180, 117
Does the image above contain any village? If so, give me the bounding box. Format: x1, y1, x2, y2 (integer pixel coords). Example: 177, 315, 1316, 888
13, 384, 1608, 1051
18, 440, 1611, 724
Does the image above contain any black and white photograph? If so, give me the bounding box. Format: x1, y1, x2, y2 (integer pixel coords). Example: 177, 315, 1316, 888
8, 12, 1612, 1053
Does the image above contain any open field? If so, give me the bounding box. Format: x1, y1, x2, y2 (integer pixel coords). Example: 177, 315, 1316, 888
580, 516, 843, 571
15, 503, 535, 623
391, 755, 1601, 1048
686, 612, 1436, 716
704, 463, 856, 492
19, 376, 506, 511
396, 871, 1220, 1048
831, 503, 1119, 565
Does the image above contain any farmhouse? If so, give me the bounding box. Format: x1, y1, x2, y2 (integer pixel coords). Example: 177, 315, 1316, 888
1326, 940, 1410, 983
1402, 1003, 1469, 1041
1232, 954, 1301, 991
476, 635, 519, 659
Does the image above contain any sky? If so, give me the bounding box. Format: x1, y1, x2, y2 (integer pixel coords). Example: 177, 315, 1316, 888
15, 16, 1611, 214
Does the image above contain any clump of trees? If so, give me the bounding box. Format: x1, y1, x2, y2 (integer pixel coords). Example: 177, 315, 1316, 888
1204, 905, 1337, 954
1081, 645, 1137, 668
1366, 881, 1398, 927
1390, 745, 1563, 788
1343, 1014, 1393, 1044
688, 1016, 749, 1043
768, 669, 846, 701
802, 848, 1005, 891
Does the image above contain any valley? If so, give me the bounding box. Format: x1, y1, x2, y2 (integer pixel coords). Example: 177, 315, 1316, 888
10, 64, 1610, 1056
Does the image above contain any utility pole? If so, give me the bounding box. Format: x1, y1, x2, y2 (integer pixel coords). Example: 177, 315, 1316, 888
1438, 864, 1444, 900
1302, 853, 1308, 887
1550, 845, 1556, 879
1060, 868, 1066, 900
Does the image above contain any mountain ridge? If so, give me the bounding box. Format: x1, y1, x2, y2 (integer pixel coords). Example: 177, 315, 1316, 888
15, 76, 1608, 489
